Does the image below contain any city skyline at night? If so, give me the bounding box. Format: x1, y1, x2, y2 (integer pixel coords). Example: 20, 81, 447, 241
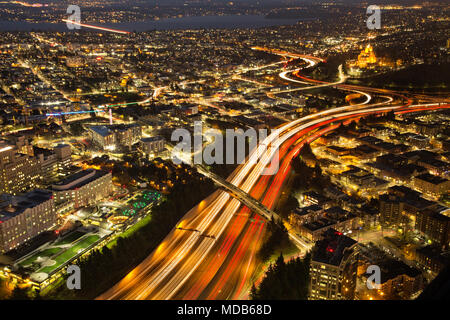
0, 0, 448, 312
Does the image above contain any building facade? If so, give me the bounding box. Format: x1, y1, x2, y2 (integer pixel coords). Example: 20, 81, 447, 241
88, 124, 142, 151
0, 189, 55, 253
140, 136, 165, 159
52, 169, 112, 212
0, 143, 41, 195
415, 209, 450, 248
414, 173, 450, 198
309, 229, 358, 300
379, 194, 404, 227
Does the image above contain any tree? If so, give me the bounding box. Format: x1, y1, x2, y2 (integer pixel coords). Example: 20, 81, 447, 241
0, 277, 8, 299
250, 283, 259, 300
278, 195, 298, 219
251, 253, 310, 300
386, 110, 395, 121
9, 286, 31, 300
298, 143, 316, 162
258, 218, 291, 262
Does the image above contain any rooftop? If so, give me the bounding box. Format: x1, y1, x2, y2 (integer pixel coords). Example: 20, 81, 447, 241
89, 124, 140, 137
294, 204, 323, 216
141, 136, 164, 143
52, 169, 110, 191
415, 173, 448, 185
0, 189, 53, 222
312, 229, 357, 266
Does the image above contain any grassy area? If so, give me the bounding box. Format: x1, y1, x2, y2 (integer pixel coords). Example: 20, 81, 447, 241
19, 248, 62, 267
267, 240, 300, 263
53, 231, 85, 246
38, 235, 100, 274
106, 214, 152, 249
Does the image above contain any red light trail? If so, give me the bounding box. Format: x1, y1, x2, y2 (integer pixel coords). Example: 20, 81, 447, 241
192, 103, 450, 300
183, 175, 271, 300
97, 48, 449, 301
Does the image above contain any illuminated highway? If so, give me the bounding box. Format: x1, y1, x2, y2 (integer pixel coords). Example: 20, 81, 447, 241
99, 102, 449, 300
98, 49, 449, 300
99, 101, 445, 300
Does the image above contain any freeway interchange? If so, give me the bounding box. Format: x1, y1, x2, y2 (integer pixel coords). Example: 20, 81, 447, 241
98, 50, 450, 300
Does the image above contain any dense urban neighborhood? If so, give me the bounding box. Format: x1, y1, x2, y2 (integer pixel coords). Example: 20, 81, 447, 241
0, 0, 449, 304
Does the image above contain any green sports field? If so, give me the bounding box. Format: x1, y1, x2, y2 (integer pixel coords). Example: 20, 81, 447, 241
18, 230, 104, 280
53, 231, 85, 246
19, 247, 63, 268
37, 235, 101, 275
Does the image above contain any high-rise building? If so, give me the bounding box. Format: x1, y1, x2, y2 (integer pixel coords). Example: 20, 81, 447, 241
379, 194, 404, 226
309, 229, 358, 300
0, 189, 55, 253
54, 144, 72, 172
415, 209, 450, 249
415, 245, 450, 275
35, 147, 58, 182
51, 169, 112, 213
0, 142, 41, 195
34, 144, 72, 183
8, 135, 34, 156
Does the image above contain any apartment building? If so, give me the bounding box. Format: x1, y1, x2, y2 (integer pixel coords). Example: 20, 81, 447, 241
0, 189, 55, 253
51, 169, 112, 212
0, 142, 41, 195
309, 229, 358, 300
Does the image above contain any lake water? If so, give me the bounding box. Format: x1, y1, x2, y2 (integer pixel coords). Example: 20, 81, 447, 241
0, 15, 302, 32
